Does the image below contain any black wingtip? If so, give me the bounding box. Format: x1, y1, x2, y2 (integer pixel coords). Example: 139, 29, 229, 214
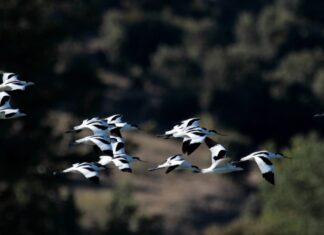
262, 172, 275, 185
184, 143, 201, 155
88, 176, 100, 184
165, 165, 179, 174
204, 137, 218, 148
121, 168, 132, 173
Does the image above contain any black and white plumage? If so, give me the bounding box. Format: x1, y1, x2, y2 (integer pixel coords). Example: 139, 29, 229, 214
66, 117, 112, 136
0, 73, 34, 91
238, 151, 288, 185
105, 114, 139, 131
98, 129, 145, 173
157, 117, 200, 139
0, 91, 26, 119
54, 162, 106, 184
98, 155, 141, 173
148, 154, 200, 174
201, 138, 243, 174
72, 135, 113, 157
181, 126, 225, 155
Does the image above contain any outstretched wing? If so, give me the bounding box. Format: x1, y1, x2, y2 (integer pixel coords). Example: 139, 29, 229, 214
0, 92, 11, 110
182, 133, 204, 155
113, 158, 132, 173
213, 158, 232, 167
205, 137, 227, 164
254, 156, 275, 185
2, 73, 19, 82
89, 136, 113, 156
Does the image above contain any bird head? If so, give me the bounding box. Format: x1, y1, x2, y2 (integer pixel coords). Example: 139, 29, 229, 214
275, 152, 291, 159
209, 129, 226, 136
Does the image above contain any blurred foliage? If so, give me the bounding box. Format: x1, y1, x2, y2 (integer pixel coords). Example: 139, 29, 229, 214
103, 181, 163, 235
0, 0, 324, 234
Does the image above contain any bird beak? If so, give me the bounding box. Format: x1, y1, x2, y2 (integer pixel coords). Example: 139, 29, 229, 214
148, 167, 160, 172
156, 134, 170, 139
283, 155, 292, 159
138, 159, 148, 163
65, 129, 81, 134
212, 130, 227, 136
28, 82, 35, 86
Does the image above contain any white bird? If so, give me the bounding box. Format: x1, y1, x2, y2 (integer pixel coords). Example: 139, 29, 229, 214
157, 117, 201, 139
98, 155, 144, 173
98, 129, 146, 172
66, 117, 113, 136
148, 154, 200, 174
104, 114, 139, 131
181, 126, 225, 155
238, 151, 289, 185
71, 135, 113, 157
0, 73, 34, 91
200, 138, 243, 174
54, 162, 106, 184
0, 91, 26, 119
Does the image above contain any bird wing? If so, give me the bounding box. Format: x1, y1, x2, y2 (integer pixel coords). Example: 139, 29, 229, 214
89, 136, 113, 156
2, 73, 18, 82
181, 118, 200, 129
77, 166, 99, 179
110, 128, 123, 138
112, 140, 126, 155
213, 158, 232, 167
98, 156, 113, 166
113, 158, 132, 173
0, 92, 12, 110
254, 156, 275, 185
182, 134, 203, 155
205, 137, 227, 164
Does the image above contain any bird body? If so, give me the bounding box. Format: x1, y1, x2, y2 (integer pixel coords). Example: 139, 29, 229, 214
57, 162, 106, 184
98, 155, 142, 173
201, 138, 243, 174
158, 117, 200, 139
0, 73, 34, 91
67, 117, 111, 136
181, 127, 224, 155
105, 114, 138, 131
73, 135, 113, 156
0, 91, 26, 119
149, 154, 200, 174
238, 151, 283, 185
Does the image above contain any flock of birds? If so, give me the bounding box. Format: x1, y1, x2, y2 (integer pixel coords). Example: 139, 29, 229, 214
4, 72, 324, 186
57, 116, 289, 185
0, 73, 34, 119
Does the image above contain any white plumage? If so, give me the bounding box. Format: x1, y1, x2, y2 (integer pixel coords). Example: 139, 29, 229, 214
0, 91, 26, 119
105, 114, 139, 131
72, 135, 113, 156
56, 162, 106, 184
0, 73, 34, 91
201, 138, 243, 174
148, 154, 200, 174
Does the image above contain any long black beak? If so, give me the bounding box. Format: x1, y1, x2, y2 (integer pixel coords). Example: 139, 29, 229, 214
65, 129, 81, 134
212, 130, 227, 136
148, 167, 160, 172
156, 134, 171, 139
283, 155, 292, 159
